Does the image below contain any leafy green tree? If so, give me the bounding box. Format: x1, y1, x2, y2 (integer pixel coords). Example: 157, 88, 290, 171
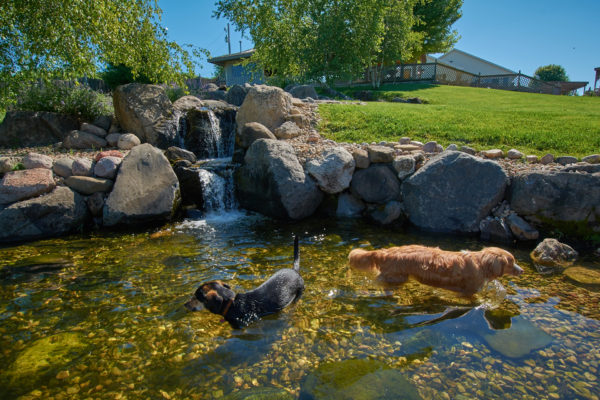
413, 0, 462, 55
0, 0, 207, 108
534, 65, 569, 82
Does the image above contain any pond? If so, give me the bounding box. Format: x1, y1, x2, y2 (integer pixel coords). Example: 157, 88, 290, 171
1, 211, 599, 400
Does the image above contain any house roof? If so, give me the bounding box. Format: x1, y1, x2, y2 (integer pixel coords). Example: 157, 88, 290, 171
437, 49, 516, 74
208, 49, 256, 66
548, 81, 588, 94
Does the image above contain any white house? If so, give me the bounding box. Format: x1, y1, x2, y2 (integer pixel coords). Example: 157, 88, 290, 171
434, 49, 515, 76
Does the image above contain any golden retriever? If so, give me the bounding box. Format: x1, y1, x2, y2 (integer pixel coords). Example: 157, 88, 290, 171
348, 245, 523, 296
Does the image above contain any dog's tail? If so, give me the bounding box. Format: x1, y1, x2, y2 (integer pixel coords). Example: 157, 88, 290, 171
293, 235, 300, 271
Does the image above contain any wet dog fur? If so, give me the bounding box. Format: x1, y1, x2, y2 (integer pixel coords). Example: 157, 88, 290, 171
185, 236, 304, 328
348, 245, 523, 296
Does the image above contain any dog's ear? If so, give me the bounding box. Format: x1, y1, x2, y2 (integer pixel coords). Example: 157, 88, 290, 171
481, 250, 504, 277
203, 289, 224, 314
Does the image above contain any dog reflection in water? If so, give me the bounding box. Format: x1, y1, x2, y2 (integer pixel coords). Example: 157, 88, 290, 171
185, 236, 304, 328
348, 245, 523, 297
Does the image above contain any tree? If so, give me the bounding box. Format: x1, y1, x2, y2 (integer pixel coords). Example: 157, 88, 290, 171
0, 0, 207, 108
534, 65, 569, 82
413, 0, 462, 55
215, 0, 429, 87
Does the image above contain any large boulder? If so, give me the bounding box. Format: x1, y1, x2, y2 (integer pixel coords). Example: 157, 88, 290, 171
184, 103, 237, 159
0, 111, 79, 147
63, 130, 108, 149
350, 165, 401, 204
225, 84, 249, 106
0, 169, 56, 205
289, 85, 318, 100
235, 139, 323, 219
236, 85, 293, 134
0, 186, 89, 243
530, 238, 578, 268
112, 83, 177, 148
237, 122, 276, 150
402, 151, 509, 233
103, 144, 180, 226
306, 147, 356, 194
510, 171, 600, 235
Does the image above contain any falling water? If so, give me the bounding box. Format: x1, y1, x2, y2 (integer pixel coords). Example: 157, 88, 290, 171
197, 168, 237, 214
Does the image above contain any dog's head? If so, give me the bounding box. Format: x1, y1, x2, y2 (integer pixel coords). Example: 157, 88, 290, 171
184, 280, 236, 314
480, 248, 523, 278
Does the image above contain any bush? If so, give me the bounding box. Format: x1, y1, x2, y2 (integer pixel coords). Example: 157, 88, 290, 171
165, 86, 187, 103
13, 82, 113, 121
100, 64, 152, 90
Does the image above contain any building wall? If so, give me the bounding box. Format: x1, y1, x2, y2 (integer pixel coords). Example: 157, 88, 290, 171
438, 51, 514, 76
223, 61, 264, 86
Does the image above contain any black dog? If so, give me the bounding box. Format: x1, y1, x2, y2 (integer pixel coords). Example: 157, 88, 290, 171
185, 236, 304, 328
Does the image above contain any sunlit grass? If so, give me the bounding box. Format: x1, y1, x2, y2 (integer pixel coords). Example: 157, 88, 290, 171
319, 84, 600, 157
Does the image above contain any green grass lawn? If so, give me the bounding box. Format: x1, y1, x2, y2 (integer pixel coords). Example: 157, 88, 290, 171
318, 84, 600, 157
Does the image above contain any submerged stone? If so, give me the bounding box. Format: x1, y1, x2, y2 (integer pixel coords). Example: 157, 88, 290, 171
224, 387, 294, 400
564, 266, 600, 286
483, 317, 552, 358
300, 359, 422, 400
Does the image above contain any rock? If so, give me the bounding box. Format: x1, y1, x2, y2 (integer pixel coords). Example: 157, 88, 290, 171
367, 145, 395, 163
106, 133, 122, 147
336, 192, 365, 218
396, 144, 423, 152
289, 85, 318, 100
423, 141, 442, 153
87, 192, 105, 217
563, 266, 600, 286
300, 359, 422, 400
225, 84, 249, 106
0, 187, 89, 243
63, 130, 108, 149
0, 110, 79, 147
0, 169, 56, 205
351, 148, 370, 169
530, 238, 578, 268
94, 156, 122, 179
236, 85, 293, 134
367, 201, 404, 226
483, 317, 552, 358
94, 150, 124, 163
479, 217, 514, 244
507, 149, 524, 159
350, 165, 401, 204
0, 157, 20, 174
223, 387, 294, 400
23, 152, 53, 169
108, 120, 121, 134
582, 154, 600, 164
172, 95, 204, 113
171, 165, 205, 208
235, 139, 323, 220
392, 155, 416, 180
71, 158, 94, 177
482, 149, 504, 159
203, 90, 227, 101
556, 156, 578, 165
237, 122, 276, 149
165, 146, 197, 164
306, 147, 355, 194
113, 83, 178, 148
183, 104, 237, 158
564, 163, 600, 174
446, 143, 458, 151
118, 133, 141, 150
540, 153, 554, 164
92, 115, 113, 131
460, 145, 476, 155
506, 214, 539, 241
273, 121, 302, 139
103, 143, 180, 226
526, 155, 539, 163
399, 137, 412, 145
510, 171, 600, 235
52, 157, 74, 178
80, 122, 108, 138
402, 151, 509, 233
410, 140, 424, 148
65, 176, 114, 195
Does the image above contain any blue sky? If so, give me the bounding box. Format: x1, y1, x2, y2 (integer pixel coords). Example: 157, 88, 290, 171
159, 0, 599, 86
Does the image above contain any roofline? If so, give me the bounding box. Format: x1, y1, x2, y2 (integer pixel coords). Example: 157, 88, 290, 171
438, 48, 516, 74
208, 49, 255, 65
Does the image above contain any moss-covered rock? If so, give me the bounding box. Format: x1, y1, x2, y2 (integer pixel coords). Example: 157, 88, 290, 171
564, 266, 600, 286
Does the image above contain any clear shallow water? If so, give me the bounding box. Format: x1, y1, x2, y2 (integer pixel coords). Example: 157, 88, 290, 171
0, 213, 599, 400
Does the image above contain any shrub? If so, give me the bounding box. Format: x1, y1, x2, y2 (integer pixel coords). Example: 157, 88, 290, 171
100, 64, 152, 90
165, 86, 187, 103
13, 82, 113, 121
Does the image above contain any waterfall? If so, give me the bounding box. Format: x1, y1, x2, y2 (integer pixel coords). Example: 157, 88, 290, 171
197, 168, 237, 214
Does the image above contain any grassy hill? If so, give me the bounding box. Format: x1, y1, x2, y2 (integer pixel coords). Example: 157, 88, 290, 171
318, 84, 600, 158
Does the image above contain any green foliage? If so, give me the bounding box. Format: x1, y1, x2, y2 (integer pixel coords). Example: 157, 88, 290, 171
12, 162, 25, 171
214, 0, 460, 86
534, 65, 569, 82
0, 0, 208, 109
100, 64, 152, 90
319, 84, 600, 157
13, 82, 113, 121
165, 87, 186, 103
413, 0, 463, 55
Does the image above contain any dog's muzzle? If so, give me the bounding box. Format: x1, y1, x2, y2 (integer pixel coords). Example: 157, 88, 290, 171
512, 264, 524, 276
184, 297, 204, 312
